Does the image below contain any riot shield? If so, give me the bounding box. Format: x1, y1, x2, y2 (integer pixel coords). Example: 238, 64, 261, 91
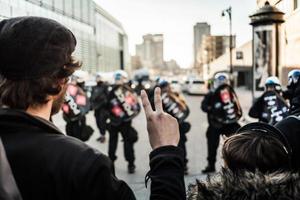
107, 85, 140, 125
211, 84, 242, 124
161, 91, 190, 123
62, 84, 90, 122
261, 90, 289, 125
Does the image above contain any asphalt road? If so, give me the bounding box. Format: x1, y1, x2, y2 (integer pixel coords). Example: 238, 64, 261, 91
52, 89, 252, 199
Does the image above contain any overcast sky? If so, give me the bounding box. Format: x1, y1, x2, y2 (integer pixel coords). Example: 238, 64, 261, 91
94, 0, 257, 68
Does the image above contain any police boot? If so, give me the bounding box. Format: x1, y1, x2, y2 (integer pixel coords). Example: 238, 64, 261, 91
128, 163, 136, 174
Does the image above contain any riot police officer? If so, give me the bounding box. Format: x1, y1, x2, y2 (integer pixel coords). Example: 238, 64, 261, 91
271, 69, 300, 171
62, 74, 93, 141
249, 76, 289, 125
201, 73, 242, 173
90, 74, 109, 143
283, 69, 300, 114
106, 71, 140, 174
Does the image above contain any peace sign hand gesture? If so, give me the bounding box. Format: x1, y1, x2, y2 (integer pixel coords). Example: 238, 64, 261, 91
141, 87, 180, 150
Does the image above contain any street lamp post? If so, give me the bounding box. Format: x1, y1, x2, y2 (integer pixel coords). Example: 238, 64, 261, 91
222, 7, 233, 83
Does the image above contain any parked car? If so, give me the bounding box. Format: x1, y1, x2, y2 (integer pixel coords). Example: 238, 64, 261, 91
181, 80, 190, 93
170, 80, 181, 93
187, 79, 207, 95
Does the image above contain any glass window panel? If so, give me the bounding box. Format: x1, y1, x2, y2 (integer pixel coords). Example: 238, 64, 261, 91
73, 0, 81, 20
81, 0, 89, 23
41, 0, 53, 7
54, 0, 63, 12
64, 0, 72, 16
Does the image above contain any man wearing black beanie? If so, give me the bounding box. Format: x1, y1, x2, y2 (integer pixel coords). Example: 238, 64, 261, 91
0, 16, 185, 200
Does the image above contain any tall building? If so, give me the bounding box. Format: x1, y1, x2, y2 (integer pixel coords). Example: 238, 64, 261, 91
193, 22, 211, 69
256, 0, 300, 84
0, 0, 130, 73
201, 35, 236, 65
135, 34, 164, 69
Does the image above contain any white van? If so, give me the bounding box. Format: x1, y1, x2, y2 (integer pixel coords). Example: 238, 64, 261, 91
187, 79, 207, 95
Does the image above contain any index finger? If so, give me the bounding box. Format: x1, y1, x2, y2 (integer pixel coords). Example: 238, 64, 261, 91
141, 90, 153, 118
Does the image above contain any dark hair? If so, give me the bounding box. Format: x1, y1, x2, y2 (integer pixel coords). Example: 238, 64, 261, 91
0, 57, 81, 110
222, 131, 290, 173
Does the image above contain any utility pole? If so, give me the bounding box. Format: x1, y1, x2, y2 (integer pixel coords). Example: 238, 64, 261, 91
222, 6, 233, 83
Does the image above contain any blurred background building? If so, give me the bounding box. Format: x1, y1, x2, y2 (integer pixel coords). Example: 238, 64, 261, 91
135, 34, 164, 69
193, 22, 211, 73
0, 0, 130, 74
200, 35, 236, 68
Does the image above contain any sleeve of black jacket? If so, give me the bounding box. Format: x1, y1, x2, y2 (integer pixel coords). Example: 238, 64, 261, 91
201, 92, 212, 113
0, 138, 22, 200
147, 146, 186, 200
248, 96, 263, 119
72, 146, 136, 200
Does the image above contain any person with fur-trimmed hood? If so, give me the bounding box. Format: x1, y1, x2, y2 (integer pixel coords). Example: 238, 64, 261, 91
187, 122, 297, 200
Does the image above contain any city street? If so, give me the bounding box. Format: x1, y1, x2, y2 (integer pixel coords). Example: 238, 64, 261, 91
1, 0, 299, 199
52, 88, 252, 199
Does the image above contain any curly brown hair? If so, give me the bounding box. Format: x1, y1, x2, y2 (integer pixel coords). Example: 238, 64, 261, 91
0, 57, 81, 110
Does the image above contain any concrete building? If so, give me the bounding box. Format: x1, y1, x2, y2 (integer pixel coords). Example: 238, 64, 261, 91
131, 55, 142, 71
201, 35, 236, 74
193, 22, 211, 69
135, 34, 164, 69
0, 0, 130, 74
256, 0, 300, 84
207, 41, 252, 88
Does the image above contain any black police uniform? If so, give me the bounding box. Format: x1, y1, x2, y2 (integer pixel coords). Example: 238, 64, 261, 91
105, 84, 138, 171
201, 89, 241, 171
249, 90, 289, 125
107, 120, 136, 167
64, 83, 91, 141
90, 82, 109, 137
178, 121, 191, 170
274, 81, 300, 171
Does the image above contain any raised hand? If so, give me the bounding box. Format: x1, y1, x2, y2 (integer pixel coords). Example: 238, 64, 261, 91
141, 87, 180, 150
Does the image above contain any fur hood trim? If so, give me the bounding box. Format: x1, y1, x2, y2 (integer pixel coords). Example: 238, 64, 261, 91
187, 168, 300, 200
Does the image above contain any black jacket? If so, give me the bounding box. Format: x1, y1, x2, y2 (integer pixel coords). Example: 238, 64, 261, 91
0, 138, 22, 200
187, 169, 300, 200
275, 115, 300, 171
287, 81, 300, 115
0, 108, 186, 200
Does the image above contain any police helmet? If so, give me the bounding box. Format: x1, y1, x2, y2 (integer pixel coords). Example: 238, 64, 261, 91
213, 72, 229, 89
287, 69, 300, 89
265, 76, 281, 92
158, 79, 169, 88
114, 70, 128, 82
72, 70, 88, 83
